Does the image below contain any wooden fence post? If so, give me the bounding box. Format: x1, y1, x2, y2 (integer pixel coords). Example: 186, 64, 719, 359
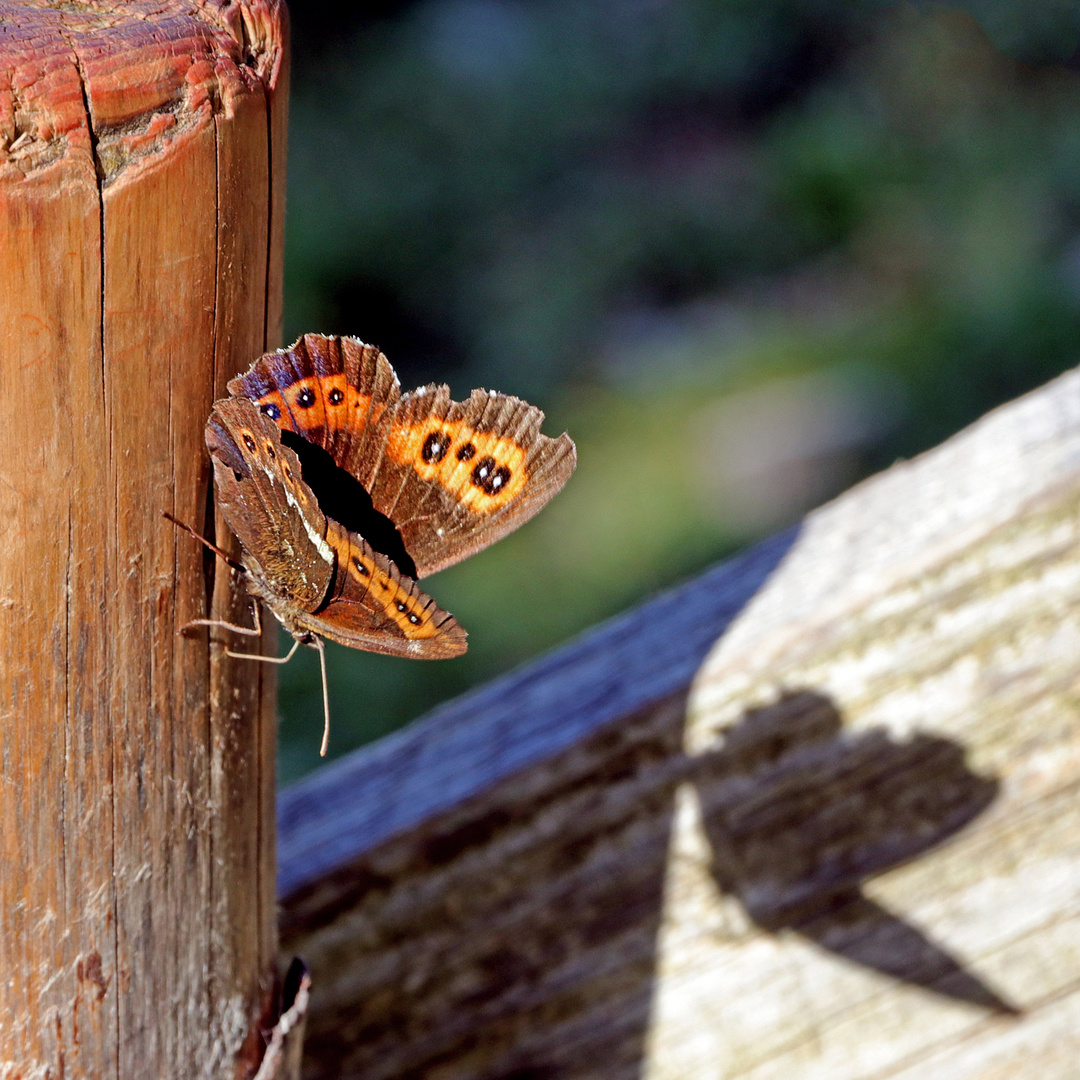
0, 2, 290, 1076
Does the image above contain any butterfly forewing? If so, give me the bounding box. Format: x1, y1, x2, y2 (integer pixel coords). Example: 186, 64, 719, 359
302, 521, 467, 659
206, 398, 333, 613
227, 333, 577, 577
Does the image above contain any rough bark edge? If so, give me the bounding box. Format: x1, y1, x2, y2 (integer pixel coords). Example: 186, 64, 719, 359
0, 0, 286, 185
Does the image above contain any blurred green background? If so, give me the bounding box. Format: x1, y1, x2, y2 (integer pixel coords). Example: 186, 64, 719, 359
276, 0, 1080, 783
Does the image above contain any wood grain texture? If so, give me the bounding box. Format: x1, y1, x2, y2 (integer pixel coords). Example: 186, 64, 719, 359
0, 2, 287, 1077
279, 366, 1080, 1079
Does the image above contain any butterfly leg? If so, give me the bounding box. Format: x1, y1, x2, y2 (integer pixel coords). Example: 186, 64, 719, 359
182, 599, 264, 638
223, 633, 331, 758
223, 635, 300, 665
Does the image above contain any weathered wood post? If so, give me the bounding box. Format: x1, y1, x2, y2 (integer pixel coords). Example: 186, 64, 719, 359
0, 2, 290, 1075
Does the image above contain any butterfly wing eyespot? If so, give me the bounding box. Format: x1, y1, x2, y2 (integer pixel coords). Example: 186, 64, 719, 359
422, 431, 450, 464
225, 333, 576, 580
386, 416, 529, 511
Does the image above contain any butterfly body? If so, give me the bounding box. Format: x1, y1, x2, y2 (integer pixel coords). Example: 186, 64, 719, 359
205, 335, 576, 662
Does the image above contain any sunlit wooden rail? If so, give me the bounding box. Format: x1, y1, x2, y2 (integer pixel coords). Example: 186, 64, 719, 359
279, 365, 1080, 1080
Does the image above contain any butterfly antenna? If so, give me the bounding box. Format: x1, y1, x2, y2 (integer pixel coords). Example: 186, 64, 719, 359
313, 635, 331, 757
162, 510, 246, 573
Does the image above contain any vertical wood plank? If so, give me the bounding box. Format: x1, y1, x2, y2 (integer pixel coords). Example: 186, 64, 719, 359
102, 111, 220, 1075
210, 74, 276, 1060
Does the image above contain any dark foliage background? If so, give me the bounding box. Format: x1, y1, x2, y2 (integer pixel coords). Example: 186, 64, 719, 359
276, 1, 1080, 782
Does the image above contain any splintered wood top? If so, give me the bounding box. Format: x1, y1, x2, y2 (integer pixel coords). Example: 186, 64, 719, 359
0, 0, 284, 185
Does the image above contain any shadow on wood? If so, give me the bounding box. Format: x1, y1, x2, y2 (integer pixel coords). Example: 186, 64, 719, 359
695, 689, 1016, 1014
278, 530, 798, 1079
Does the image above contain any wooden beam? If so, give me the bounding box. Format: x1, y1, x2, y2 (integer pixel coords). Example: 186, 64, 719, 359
0, 3, 290, 1076
280, 365, 1080, 1079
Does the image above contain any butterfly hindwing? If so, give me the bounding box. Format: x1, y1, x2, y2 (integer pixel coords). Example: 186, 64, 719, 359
375, 383, 577, 576
302, 522, 467, 659
227, 334, 577, 577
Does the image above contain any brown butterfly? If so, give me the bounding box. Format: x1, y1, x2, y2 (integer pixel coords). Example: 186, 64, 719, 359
179, 334, 576, 754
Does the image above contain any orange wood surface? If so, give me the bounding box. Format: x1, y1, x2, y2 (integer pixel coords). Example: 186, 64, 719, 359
0, 2, 288, 1075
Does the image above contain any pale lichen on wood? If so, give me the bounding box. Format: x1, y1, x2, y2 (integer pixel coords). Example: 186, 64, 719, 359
280, 367, 1080, 1079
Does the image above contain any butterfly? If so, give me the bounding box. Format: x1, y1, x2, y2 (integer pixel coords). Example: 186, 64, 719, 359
178, 334, 576, 754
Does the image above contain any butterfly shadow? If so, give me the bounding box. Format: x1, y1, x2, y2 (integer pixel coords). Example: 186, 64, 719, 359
690, 689, 1019, 1014
483, 687, 1015, 1080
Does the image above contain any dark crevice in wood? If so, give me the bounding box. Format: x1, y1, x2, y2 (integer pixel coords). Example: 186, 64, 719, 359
66, 37, 108, 452
67, 34, 120, 1075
